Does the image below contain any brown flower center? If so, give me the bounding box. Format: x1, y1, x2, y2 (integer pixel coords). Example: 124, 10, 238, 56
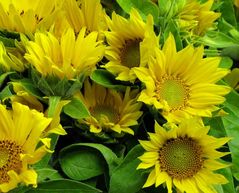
0, 140, 23, 183
90, 105, 120, 123
120, 39, 141, 68
158, 136, 203, 180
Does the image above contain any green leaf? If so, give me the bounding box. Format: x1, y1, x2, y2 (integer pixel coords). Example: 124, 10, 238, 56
218, 57, 233, 69
48, 96, 61, 118
20, 79, 44, 100
90, 69, 127, 91
69, 143, 120, 176
219, 0, 237, 27
201, 31, 238, 48
25, 179, 102, 193
0, 84, 13, 100
221, 46, 239, 61
109, 145, 148, 193
36, 168, 63, 182
222, 90, 239, 180
59, 146, 106, 180
163, 19, 183, 50
131, 0, 159, 23
63, 98, 90, 119
0, 36, 16, 47
218, 167, 236, 193
116, 0, 159, 23
0, 71, 14, 88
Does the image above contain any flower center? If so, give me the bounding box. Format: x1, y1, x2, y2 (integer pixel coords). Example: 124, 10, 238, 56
158, 137, 203, 180
156, 76, 190, 111
0, 140, 23, 183
120, 39, 141, 68
90, 105, 120, 123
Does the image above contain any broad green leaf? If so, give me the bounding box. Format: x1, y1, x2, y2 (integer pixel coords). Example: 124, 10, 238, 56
131, 0, 159, 23
109, 145, 148, 193
63, 98, 90, 119
219, 0, 237, 27
163, 19, 183, 50
70, 143, 120, 175
201, 31, 238, 48
36, 168, 63, 182
222, 90, 239, 180
219, 57, 233, 69
25, 179, 102, 193
116, 0, 159, 23
59, 146, 106, 180
90, 69, 127, 91
218, 167, 236, 193
116, 0, 133, 13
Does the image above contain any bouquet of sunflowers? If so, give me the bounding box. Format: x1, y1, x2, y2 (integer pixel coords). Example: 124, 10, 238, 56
0, 0, 239, 192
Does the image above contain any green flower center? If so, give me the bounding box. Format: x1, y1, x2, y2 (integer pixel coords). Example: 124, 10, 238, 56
90, 105, 120, 123
158, 137, 203, 180
0, 140, 23, 183
157, 77, 190, 111
120, 39, 141, 68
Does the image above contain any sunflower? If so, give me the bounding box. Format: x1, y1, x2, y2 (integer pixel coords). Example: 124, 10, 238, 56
103, 8, 159, 82
0, 102, 53, 192
0, 0, 60, 34
75, 79, 143, 135
176, 0, 220, 36
24, 27, 105, 79
134, 34, 230, 122
58, 0, 108, 38
138, 118, 229, 193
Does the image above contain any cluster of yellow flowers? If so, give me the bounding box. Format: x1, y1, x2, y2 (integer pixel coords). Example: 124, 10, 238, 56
0, 0, 234, 192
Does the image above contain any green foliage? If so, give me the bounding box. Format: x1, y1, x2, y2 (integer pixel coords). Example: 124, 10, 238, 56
63, 98, 90, 119
25, 180, 102, 193
109, 145, 148, 193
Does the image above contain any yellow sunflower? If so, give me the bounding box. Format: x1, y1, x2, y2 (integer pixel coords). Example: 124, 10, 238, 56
58, 0, 107, 38
138, 118, 230, 193
0, 0, 60, 34
134, 34, 230, 122
0, 102, 53, 192
24, 27, 105, 79
176, 0, 220, 36
103, 9, 159, 82
75, 79, 143, 135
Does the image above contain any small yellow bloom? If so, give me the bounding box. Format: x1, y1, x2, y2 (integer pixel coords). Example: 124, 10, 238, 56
58, 0, 108, 38
134, 34, 230, 122
177, 0, 220, 36
0, 102, 53, 192
138, 118, 230, 193
24, 27, 105, 79
103, 9, 159, 82
75, 79, 143, 135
